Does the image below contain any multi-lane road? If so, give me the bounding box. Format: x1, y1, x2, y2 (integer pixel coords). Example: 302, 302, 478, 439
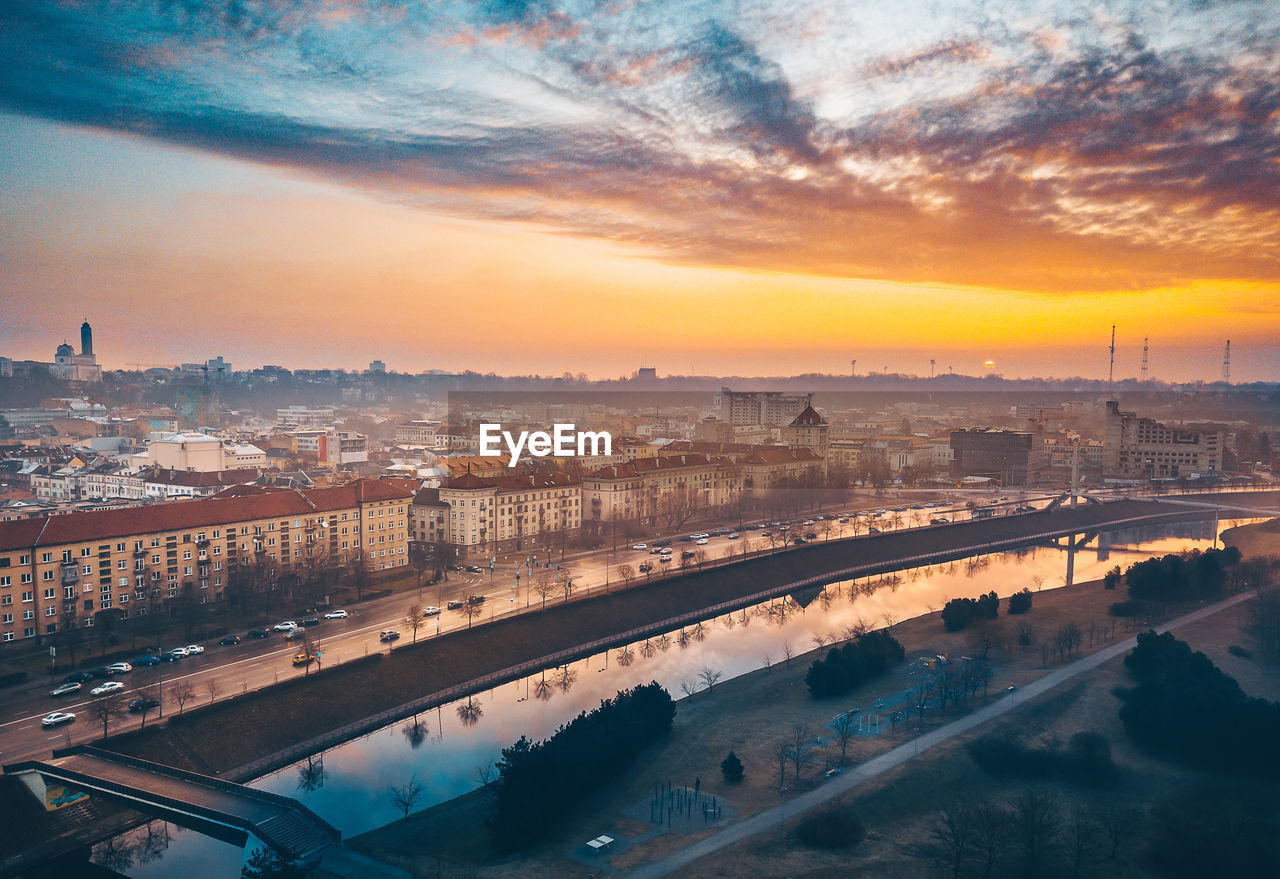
0, 489, 1139, 767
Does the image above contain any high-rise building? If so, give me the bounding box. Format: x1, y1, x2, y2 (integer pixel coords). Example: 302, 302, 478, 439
950, 429, 1041, 486
1103, 401, 1223, 479
715, 388, 813, 426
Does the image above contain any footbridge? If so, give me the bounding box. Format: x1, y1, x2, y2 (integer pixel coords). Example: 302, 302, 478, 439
5, 747, 339, 862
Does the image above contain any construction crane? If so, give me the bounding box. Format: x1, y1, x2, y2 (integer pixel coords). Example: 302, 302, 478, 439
1108, 324, 1116, 390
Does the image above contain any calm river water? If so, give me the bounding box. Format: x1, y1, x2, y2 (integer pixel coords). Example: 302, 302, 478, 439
98, 516, 1257, 876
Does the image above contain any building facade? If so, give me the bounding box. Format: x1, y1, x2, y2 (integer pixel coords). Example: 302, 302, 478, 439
950, 429, 1041, 486
0, 479, 412, 644
1103, 401, 1224, 479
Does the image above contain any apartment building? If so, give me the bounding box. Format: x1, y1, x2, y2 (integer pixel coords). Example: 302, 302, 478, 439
419, 471, 581, 557
0, 479, 413, 644
583, 453, 741, 525
1103, 401, 1224, 479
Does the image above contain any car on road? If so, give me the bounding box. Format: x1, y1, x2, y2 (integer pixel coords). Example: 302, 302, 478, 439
88, 666, 115, 679
728, 532, 740, 539
273, 621, 298, 632
631, 543, 647, 551
50, 682, 82, 697
868, 526, 881, 534
653, 538, 673, 547
695, 538, 709, 545
324, 609, 349, 619
930, 517, 950, 525
379, 630, 401, 642
42, 712, 76, 728
301, 618, 321, 627
793, 537, 807, 544
446, 563, 463, 571
62, 671, 95, 684
91, 681, 124, 695
447, 599, 465, 610
168, 647, 190, 658
184, 644, 205, 654
284, 629, 308, 642
465, 564, 483, 574
105, 662, 133, 674
128, 697, 160, 713
158, 652, 182, 663
132, 654, 161, 667
219, 635, 242, 646
681, 550, 696, 560
638, 562, 653, 573
292, 652, 319, 666
247, 628, 270, 639
421, 606, 441, 617
467, 594, 486, 604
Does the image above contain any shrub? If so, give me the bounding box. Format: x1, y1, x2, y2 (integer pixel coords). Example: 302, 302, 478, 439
967, 731, 1117, 787
1008, 588, 1033, 614
796, 804, 865, 849
1108, 599, 1145, 618
720, 751, 744, 784
1228, 645, 1253, 659
805, 630, 905, 699
942, 592, 1000, 630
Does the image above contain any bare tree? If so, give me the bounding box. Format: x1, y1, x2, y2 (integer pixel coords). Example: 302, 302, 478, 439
462, 602, 483, 629
90, 693, 126, 739
1095, 804, 1142, 861
930, 806, 975, 879
680, 679, 699, 699
405, 603, 424, 643
829, 712, 858, 767
789, 722, 814, 783
616, 563, 635, 590
782, 641, 795, 666
135, 687, 159, 730
971, 801, 1008, 879
388, 776, 424, 820
1065, 806, 1097, 879
773, 741, 790, 790
1010, 789, 1060, 879
761, 650, 773, 670
882, 610, 899, 630
533, 573, 555, 609
698, 666, 723, 694
812, 632, 829, 649
476, 760, 496, 790
170, 680, 195, 714
205, 678, 222, 705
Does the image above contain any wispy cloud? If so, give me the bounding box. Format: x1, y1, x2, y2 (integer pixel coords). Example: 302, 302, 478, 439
1, 0, 1277, 291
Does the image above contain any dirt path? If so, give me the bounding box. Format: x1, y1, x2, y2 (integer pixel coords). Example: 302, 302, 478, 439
619, 590, 1256, 879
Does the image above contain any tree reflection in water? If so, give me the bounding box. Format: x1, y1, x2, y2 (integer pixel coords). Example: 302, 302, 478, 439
640, 638, 656, 658
402, 714, 428, 749
616, 645, 634, 667
554, 664, 577, 693
297, 753, 328, 792
655, 633, 672, 651
457, 695, 483, 727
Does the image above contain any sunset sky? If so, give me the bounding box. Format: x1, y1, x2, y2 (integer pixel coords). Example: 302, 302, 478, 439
1, 0, 1277, 381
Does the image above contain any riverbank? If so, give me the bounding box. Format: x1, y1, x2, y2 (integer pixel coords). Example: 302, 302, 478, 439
346, 516, 1277, 878
97, 499, 1194, 776
346, 571, 1180, 876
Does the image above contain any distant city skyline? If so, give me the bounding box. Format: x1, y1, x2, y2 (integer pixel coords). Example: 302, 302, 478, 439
2, 1, 1277, 383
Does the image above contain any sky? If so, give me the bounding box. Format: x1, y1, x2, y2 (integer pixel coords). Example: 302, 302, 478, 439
1, 0, 1277, 381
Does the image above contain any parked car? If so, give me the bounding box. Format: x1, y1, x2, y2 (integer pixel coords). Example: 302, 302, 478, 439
247, 628, 270, 639
168, 647, 190, 658
91, 681, 124, 696
638, 562, 653, 573
63, 671, 95, 684
128, 697, 160, 713
301, 618, 320, 627
273, 621, 298, 632
727, 532, 740, 539
323, 609, 348, 619
158, 652, 182, 663
446, 563, 463, 571
50, 682, 82, 697
42, 712, 76, 727
379, 630, 401, 643
219, 635, 242, 646
653, 539, 673, 547
88, 666, 115, 679
681, 550, 696, 560
631, 543, 647, 551
421, 606, 441, 617
105, 662, 133, 674
447, 599, 465, 610
695, 538, 709, 546
184, 644, 205, 655
132, 655, 161, 667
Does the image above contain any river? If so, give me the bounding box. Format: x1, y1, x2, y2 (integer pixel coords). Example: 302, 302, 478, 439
95, 516, 1258, 876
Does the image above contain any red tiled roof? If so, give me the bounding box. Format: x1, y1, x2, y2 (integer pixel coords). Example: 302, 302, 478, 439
0, 479, 414, 550
585, 454, 724, 479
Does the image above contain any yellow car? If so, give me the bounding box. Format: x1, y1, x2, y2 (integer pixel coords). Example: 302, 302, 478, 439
292, 652, 319, 666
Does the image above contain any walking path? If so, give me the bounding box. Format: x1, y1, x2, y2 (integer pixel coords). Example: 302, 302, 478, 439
620, 591, 1256, 879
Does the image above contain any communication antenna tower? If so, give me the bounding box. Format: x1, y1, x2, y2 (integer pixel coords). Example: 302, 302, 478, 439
929, 359, 936, 378
1108, 324, 1116, 390
850, 359, 856, 377
1140, 337, 1149, 382
1222, 340, 1231, 383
